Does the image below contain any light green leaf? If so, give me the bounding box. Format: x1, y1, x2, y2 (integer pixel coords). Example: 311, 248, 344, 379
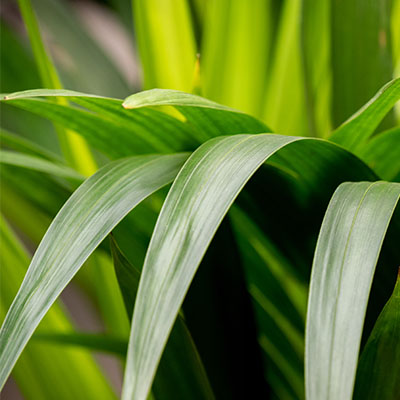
123, 88, 242, 112
132, 0, 197, 91
0, 217, 117, 400
261, 0, 308, 135
353, 269, 400, 400
17, 0, 97, 175
2, 89, 269, 156
0, 153, 188, 389
110, 236, 215, 400
305, 181, 400, 400
121, 134, 374, 400
200, 0, 271, 116
330, 78, 400, 152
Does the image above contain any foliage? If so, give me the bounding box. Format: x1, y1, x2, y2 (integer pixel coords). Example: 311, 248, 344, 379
0, 0, 399, 399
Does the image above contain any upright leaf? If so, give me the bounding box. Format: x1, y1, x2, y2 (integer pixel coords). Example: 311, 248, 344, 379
305, 181, 400, 400
262, 0, 308, 135
201, 0, 271, 116
353, 269, 400, 400
17, 0, 96, 175
330, 78, 400, 153
331, 0, 394, 127
132, 0, 197, 90
301, 0, 332, 137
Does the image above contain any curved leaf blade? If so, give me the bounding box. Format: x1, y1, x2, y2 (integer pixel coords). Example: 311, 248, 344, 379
330, 78, 400, 152
121, 134, 375, 400
110, 236, 215, 399
305, 181, 400, 400
123, 88, 244, 112
0, 153, 188, 389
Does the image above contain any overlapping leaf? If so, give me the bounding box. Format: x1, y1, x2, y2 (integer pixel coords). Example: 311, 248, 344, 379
0, 153, 188, 389
121, 134, 375, 400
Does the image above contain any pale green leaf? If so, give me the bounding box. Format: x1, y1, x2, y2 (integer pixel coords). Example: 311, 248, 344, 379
0, 217, 117, 400
201, 0, 271, 116
121, 134, 374, 400
132, 0, 197, 91
0, 153, 188, 389
305, 181, 400, 400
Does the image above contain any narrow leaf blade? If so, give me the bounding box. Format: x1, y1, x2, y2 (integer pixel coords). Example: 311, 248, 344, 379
0, 153, 188, 389
305, 181, 400, 400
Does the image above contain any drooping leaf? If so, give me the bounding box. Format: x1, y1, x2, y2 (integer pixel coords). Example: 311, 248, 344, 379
0, 153, 188, 389
121, 134, 375, 400
330, 78, 400, 153
0, 217, 117, 400
353, 269, 400, 400
305, 181, 400, 400
110, 236, 215, 400
2, 89, 269, 158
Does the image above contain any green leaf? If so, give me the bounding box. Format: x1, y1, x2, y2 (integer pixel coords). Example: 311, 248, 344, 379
305, 181, 400, 400
110, 236, 215, 400
331, 0, 394, 128
123, 88, 270, 139
17, 0, 97, 175
0, 153, 188, 389
330, 78, 400, 153
0, 150, 84, 181
33, 332, 127, 356
123, 88, 243, 112
0, 217, 117, 400
300, 0, 332, 137
353, 269, 400, 400
2, 89, 269, 157
359, 126, 400, 181
0, 128, 62, 161
200, 0, 271, 116
121, 134, 374, 400
132, 0, 197, 91
261, 0, 308, 135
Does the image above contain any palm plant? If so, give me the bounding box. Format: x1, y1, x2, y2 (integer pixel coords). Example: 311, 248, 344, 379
1, 0, 399, 399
